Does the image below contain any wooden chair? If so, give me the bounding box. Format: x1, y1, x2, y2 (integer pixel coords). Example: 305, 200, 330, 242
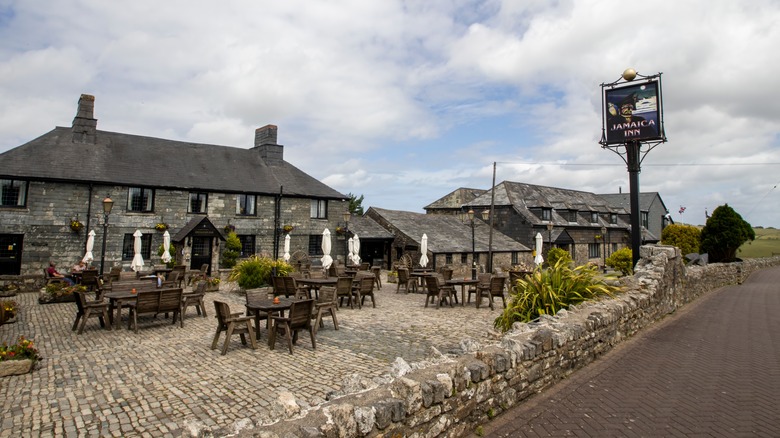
424, 275, 456, 308
272, 276, 288, 297
126, 288, 183, 333
44, 268, 66, 286
212, 301, 257, 355
270, 299, 316, 354
161, 271, 180, 289
440, 267, 453, 281
171, 265, 187, 288
359, 262, 370, 271
312, 286, 339, 334
335, 276, 356, 308
467, 274, 492, 304
80, 269, 101, 295
182, 280, 207, 318
245, 288, 269, 339
72, 290, 111, 334
371, 266, 382, 289
355, 276, 376, 308
475, 276, 506, 310
286, 276, 310, 300
396, 268, 415, 294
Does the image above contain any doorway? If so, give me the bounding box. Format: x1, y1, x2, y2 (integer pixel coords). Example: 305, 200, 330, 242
190, 236, 212, 275
0, 234, 23, 275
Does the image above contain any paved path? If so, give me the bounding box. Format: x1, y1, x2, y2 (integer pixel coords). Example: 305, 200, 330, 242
475, 266, 780, 437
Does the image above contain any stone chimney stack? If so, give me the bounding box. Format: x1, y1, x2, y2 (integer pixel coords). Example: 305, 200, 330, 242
253, 124, 283, 165
72, 94, 97, 144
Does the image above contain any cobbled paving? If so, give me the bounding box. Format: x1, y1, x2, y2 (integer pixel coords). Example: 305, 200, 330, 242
1, 277, 505, 437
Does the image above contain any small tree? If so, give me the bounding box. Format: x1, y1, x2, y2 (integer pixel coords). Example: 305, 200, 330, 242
546, 247, 572, 268
221, 232, 242, 268
700, 204, 755, 263
347, 193, 365, 215
606, 247, 633, 276
661, 223, 701, 256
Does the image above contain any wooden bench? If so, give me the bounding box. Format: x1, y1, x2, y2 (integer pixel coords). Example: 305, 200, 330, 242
126, 288, 184, 333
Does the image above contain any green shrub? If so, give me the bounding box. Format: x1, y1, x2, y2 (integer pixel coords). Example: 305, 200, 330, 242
606, 247, 633, 276
546, 247, 572, 267
157, 243, 176, 268
700, 203, 755, 262
494, 259, 619, 332
228, 255, 293, 289
221, 232, 242, 269
661, 223, 701, 256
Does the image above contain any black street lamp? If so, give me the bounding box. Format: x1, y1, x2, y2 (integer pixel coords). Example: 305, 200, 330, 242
99, 195, 114, 277
342, 211, 351, 266
467, 209, 490, 280
601, 225, 607, 271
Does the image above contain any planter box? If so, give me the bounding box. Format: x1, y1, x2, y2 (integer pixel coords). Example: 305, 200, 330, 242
38, 292, 76, 304
0, 359, 34, 377
205, 284, 220, 292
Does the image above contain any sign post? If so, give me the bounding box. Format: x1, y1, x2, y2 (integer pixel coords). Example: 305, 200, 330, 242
600, 68, 666, 267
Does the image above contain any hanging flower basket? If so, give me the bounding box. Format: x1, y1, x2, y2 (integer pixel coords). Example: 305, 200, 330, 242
335, 226, 346, 236
282, 225, 294, 234
224, 225, 236, 234
69, 220, 84, 232
155, 223, 169, 232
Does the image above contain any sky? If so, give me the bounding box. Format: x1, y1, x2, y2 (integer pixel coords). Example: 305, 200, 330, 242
1, 0, 779, 228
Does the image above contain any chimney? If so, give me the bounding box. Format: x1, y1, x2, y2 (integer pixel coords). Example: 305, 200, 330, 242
253, 124, 283, 165
72, 94, 97, 144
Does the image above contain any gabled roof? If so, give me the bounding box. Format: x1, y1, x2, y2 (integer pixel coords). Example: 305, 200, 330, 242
368, 207, 529, 253
598, 192, 668, 215
345, 215, 394, 240
0, 128, 346, 199
424, 187, 487, 210
171, 216, 226, 243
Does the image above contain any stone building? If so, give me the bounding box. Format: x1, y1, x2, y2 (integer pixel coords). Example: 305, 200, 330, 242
0, 94, 348, 276
598, 191, 672, 243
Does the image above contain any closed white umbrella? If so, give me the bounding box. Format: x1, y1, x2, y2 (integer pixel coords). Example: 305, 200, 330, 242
283, 234, 291, 262
161, 230, 172, 263
131, 230, 145, 272
352, 233, 361, 265
419, 234, 428, 268
321, 228, 333, 269
534, 232, 544, 266
82, 230, 96, 264
347, 237, 354, 264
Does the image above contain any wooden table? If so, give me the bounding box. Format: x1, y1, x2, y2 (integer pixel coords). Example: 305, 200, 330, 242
103, 290, 138, 329
409, 271, 434, 293
245, 297, 294, 343
446, 278, 480, 306
295, 277, 338, 299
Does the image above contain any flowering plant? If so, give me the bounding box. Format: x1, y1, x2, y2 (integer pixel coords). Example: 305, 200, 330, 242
43, 283, 85, 299
206, 277, 221, 286
1, 300, 17, 313
155, 223, 168, 232
69, 220, 84, 232
335, 226, 346, 235
282, 225, 294, 233
0, 336, 40, 363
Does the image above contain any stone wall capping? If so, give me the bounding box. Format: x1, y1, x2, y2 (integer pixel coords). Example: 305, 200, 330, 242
246, 251, 780, 437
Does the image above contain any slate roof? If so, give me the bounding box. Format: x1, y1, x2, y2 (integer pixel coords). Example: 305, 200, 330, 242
598, 192, 668, 215
0, 127, 346, 199
368, 207, 530, 253
345, 215, 394, 240
424, 187, 486, 210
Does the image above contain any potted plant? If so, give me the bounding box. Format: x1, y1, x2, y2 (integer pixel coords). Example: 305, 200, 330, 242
335, 226, 346, 236
205, 277, 221, 291
0, 300, 18, 324
69, 220, 84, 232
38, 283, 85, 304
282, 225, 294, 234
155, 223, 169, 232
0, 336, 40, 377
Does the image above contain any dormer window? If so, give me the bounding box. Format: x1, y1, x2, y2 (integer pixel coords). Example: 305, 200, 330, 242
610, 213, 618, 224
568, 210, 578, 222
590, 211, 599, 223
542, 208, 552, 221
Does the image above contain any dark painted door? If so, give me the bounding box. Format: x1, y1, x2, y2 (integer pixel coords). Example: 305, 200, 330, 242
0, 234, 23, 275
190, 236, 212, 275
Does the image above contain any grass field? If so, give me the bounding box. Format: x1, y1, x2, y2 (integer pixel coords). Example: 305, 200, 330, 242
738, 227, 780, 259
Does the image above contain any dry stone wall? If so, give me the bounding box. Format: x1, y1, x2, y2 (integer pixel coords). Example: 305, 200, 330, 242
238, 246, 780, 438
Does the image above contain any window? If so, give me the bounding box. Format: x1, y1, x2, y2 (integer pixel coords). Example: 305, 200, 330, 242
0, 179, 27, 207
511, 252, 519, 265
237, 235, 255, 257
308, 235, 323, 256
460, 253, 468, 264
445, 253, 453, 264
612, 243, 618, 254
610, 213, 618, 224
542, 208, 552, 221
310, 199, 328, 219
127, 187, 154, 212
568, 210, 578, 222
590, 211, 599, 223
189, 192, 208, 214
122, 233, 152, 260
641, 211, 649, 229
237, 194, 256, 216
588, 243, 600, 258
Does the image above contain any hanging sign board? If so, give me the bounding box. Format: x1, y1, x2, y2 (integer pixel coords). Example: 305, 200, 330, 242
603, 79, 663, 144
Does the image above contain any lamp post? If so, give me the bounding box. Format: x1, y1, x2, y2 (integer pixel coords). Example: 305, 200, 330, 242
467, 209, 490, 280
99, 195, 114, 277
600, 225, 607, 271
343, 211, 351, 266
546, 221, 554, 255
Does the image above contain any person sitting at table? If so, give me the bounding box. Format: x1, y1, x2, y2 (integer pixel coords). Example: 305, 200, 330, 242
47, 261, 75, 286
71, 260, 86, 273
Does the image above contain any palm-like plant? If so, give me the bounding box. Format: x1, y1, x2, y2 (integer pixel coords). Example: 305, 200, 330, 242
494, 259, 620, 332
